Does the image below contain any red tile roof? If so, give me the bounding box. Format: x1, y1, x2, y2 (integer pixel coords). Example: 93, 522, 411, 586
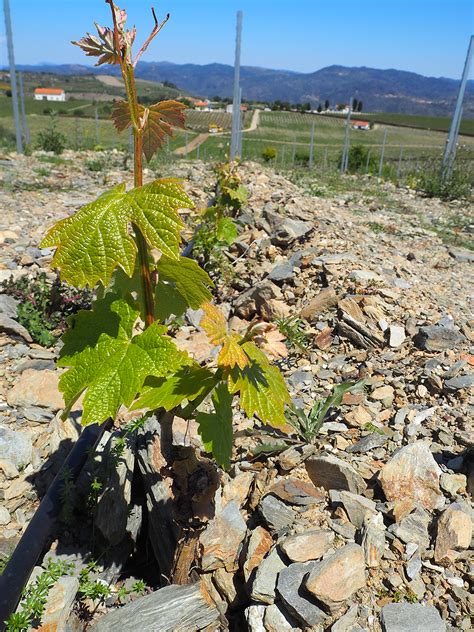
34, 88, 65, 95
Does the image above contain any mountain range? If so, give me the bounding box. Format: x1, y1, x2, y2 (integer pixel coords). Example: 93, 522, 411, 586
11, 62, 474, 117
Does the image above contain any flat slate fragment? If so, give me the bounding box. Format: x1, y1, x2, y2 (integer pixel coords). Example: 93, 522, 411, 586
380, 602, 445, 632
259, 494, 296, 531
276, 561, 326, 628
90, 582, 220, 632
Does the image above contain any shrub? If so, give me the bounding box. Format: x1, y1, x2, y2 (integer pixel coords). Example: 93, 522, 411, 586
413, 167, 471, 201
295, 150, 310, 166
36, 121, 66, 154
261, 146, 277, 162
85, 157, 106, 172
0, 123, 16, 149
341, 144, 378, 173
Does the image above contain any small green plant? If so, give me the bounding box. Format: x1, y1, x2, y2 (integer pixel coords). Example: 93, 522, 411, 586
78, 563, 111, 603
87, 477, 103, 508
192, 160, 245, 278
295, 150, 310, 167
261, 146, 277, 162
412, 165, 471, 201
37, 155, 69, 165
85, 157, 106, 172
275, 315, 310, 352
287, 381, 365, 443
6, 559, 72, 632
36, 117, 66, 154
39, 1, 290, 474
340, 144, 378, 173
0, 554, 12, 575
116, 578, 147, 603
1, 272, 92, 346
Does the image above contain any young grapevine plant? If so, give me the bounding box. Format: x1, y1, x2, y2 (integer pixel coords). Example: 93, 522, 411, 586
41, 1, 290, 469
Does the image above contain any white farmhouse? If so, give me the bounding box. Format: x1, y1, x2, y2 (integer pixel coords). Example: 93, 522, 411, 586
34, 88, 66, 102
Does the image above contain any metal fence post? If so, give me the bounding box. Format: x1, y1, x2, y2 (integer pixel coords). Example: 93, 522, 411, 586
378, 129, 387, 177
442, 36, 473, 179
340, 98, 352, 173
309, 120, 315, 169
366, 149, 372, 173
396, 145, 404, 179
230, 11, 243, 160
3, 0, 23, 153
18, 72, 30, 145
94, 104, 100, 145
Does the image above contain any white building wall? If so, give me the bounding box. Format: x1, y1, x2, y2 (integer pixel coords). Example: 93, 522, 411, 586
34, 93, 66, 102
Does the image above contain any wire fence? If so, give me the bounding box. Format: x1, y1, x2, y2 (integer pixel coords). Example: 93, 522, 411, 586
1, 110, 473, 185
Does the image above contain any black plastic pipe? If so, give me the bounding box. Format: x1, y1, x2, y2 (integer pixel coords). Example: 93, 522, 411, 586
0, 421, 109, 630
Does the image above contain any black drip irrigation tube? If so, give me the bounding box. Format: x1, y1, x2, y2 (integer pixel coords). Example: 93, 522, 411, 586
0, 421, 110, 631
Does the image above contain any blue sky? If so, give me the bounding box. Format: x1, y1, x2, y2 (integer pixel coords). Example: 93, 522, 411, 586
1, 0, 473, 78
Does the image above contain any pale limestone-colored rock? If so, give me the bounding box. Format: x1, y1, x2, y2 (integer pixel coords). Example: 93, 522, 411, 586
389, 325, 406, 348
344, 405, 372, 427
389, 507, 431, 549
0, 425, 33, 470
331, 604, 359, 632
0, 314, 32, 342
243, 525, 273, 582
0, 506, 11, 526
378, 441, 444, 520
174, 330, 215, 364
0, 459, 20, 479
221, 471, 255, 509
37, 575, 79, 632
245, 604, 266, 632
440, 472, 467, 496
305, 455, 366, 494
199, 500, 246, 572
264, 603, 301, 631
7, 369, 64, 410
361, 513, 386, 568
305, 544, 366, 610
434, 502, 472, 563
279, 529, 334, 563
212, 567, 238, 605
339, 491, 377, 528
371, 385, 394, 402
4, 477, 32, 500
300, 287, 338, 321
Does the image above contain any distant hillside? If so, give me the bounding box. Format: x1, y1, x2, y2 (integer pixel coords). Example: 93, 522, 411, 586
9, 62, 474, 117
4, 70, 185, 103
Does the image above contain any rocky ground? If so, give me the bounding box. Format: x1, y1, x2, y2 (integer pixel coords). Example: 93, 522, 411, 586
0, 150, 473, 632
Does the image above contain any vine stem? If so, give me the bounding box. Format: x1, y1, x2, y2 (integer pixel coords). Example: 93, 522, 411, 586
133, 126, 155, 328
107, 0, 156, 328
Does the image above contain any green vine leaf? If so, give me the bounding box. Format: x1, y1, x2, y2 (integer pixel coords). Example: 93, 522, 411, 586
155, 256, 214, 320
227, 341, 291, 427
41, 180, 193, 288
216, 217, 238, 245
58, 294, 191, 425
197, 382, 234, 469
112, 100, 187, 161
132, 365, 217, 411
